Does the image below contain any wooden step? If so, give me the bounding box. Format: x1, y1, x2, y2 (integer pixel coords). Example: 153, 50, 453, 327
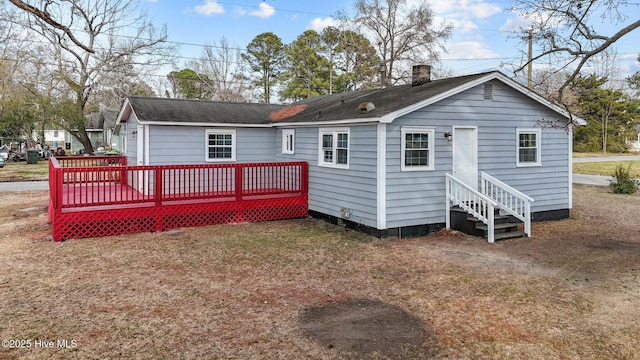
493, 230, 526, 241
449, 206, 525, 242
475, 222, 520, 233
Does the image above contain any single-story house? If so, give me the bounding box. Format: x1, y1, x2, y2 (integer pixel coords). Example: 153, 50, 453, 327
115, 67, 584, 239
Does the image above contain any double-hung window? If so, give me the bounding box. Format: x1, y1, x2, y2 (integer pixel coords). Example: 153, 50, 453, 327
282, 129, 295, 154
401, 127, 435, 171
206, 129, 236, 162
318, 128, 349, 168
516, 128, 541, 166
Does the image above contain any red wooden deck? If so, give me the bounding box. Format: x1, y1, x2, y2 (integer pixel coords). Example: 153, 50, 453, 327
48, 157, 308, 241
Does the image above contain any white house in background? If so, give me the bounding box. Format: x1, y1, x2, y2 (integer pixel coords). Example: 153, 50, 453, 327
115, 67, 585, 241
626, 124, 640, 152
44, 129, 66, 149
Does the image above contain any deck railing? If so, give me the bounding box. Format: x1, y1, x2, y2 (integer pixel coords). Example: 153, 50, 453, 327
445, 173, 498, 243
48, 156, 308, 241
480, 172, 534, 237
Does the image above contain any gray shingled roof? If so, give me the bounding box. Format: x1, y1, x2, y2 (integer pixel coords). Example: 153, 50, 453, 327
122, 71, 577, 126
273, 72, 492, 123
127, 97, 283, 125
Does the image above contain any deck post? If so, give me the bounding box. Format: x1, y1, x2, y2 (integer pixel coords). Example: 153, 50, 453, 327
119, 156, 127, 185
235, 164, 243, 222
154, 167, 163, 232
301, 162, 308, 195
445, 176, 451, 229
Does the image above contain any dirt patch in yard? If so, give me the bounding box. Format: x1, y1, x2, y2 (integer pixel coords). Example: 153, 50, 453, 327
299, 298, 426, 354
1, 185, 640, 359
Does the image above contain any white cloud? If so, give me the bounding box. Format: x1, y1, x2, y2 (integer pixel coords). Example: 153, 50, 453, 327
499, 15, 533, 33
308, 17, 339, 32
194, 1, 224, 16
430, 0, 502, 19
448, 19, 479, 33
446, 41, 500, 60
249, 2, 275, 18
234, 6, 248, 16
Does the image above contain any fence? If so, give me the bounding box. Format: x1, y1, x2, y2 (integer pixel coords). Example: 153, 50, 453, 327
48, 156, 308, 241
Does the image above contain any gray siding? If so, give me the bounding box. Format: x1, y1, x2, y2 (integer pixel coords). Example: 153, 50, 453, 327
124, 113, 139, 165
122, 78, 572, 232
275, 126, 379, 228
146, 126, 276, 165
385, 80, 571, 228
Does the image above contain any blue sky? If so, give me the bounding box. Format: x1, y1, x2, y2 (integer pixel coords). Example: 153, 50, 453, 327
143, 0, 640, 80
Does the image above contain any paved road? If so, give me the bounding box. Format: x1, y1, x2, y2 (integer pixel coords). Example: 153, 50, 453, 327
573, 155, 640, 163
572, 155, 638, 186
0, 181, 48, 192
573, 174, 611, 186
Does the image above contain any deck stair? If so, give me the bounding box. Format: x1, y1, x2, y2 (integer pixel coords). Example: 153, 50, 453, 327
445, 173, 533, 243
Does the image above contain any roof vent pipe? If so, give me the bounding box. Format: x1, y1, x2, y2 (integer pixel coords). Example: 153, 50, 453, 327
412, 65, 432, 87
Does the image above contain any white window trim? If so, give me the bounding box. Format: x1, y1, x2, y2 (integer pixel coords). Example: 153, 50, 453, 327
318, 127, 350, 169
401, 126, 435, 171
516, 128, 541, 167
282, 129, 295, 155
205, 129, 236, 162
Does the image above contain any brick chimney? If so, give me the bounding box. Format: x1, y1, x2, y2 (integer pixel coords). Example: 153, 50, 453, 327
412, 65, 432, 87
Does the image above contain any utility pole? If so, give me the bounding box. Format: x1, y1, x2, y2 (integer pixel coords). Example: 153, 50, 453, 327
527, 28, 533, 89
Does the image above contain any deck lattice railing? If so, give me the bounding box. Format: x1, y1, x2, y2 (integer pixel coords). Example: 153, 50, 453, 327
48, 156, 308, 241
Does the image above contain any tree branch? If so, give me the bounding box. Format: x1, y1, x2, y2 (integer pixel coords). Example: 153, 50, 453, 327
8, 0, 95, 53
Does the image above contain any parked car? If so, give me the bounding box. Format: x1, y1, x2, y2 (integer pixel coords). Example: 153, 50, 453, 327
0, 156, 5, 168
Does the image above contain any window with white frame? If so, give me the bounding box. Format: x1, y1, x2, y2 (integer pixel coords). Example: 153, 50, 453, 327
401, 127, 435, 171
318, 128, 349, 168
516, 128, 541, 166
206, 129, 236, 162
282, 129, 295, 154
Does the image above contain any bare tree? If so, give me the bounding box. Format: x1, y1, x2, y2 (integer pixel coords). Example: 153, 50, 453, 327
191, 37, 250, 102
5, 0, 176, 153
349, 0, 452, 86
8, 0, 95, 53
510, 0, 640, 100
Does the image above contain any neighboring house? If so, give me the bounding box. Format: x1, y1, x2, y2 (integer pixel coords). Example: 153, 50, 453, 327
43, 110, 121, 154
626, 124, 640, 152
115, 67, 584, 238
99, 110, 123, 152
43, 130, 66, 150
0, 144, 9, 160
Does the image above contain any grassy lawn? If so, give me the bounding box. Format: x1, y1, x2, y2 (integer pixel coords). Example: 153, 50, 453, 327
0, 161, 49, 182
573, 161, 640, 177
1, 185, 640, 359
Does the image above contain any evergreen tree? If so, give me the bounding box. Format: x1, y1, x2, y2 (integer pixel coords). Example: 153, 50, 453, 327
279, 30, 330, 102
572, 75, 637, 153
242, 32, 285, 104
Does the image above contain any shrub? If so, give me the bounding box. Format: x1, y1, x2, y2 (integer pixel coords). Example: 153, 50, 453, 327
609, 163, 640, 194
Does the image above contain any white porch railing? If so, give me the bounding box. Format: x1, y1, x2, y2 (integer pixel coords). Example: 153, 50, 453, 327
445, 173, 499, 243
480, 172, 534, 237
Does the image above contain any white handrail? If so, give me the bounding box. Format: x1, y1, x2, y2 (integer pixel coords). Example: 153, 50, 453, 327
480, 172, 534, 237
446, 173, 498, 243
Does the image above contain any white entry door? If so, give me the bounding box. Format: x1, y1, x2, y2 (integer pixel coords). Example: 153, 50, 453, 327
452, 127, 478, 190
